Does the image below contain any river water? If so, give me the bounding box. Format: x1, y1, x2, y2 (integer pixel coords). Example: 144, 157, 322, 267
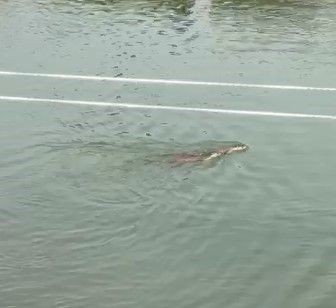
1, 1, 336, 307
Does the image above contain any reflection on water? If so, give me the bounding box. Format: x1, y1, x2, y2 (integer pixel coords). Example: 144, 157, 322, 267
2, 0, 336, 84
50, 0, 196, 15
41, 0, 336, 55
210, 0, 324, 35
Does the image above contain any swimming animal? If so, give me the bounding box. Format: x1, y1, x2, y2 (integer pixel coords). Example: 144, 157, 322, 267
170, 143, 248, 166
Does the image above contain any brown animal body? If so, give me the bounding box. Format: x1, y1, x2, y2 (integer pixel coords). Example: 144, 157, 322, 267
170, 143, 248, 166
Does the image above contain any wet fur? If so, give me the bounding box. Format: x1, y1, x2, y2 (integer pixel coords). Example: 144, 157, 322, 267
170, 144, 248, 166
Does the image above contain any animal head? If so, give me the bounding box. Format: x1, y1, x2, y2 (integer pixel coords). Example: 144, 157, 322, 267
218, 143, 249, 155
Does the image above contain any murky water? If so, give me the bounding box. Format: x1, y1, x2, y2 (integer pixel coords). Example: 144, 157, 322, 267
1, 1, 336, 307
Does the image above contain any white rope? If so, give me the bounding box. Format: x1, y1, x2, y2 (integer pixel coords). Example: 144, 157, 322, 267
0, 70, 335, 92
1, 95, 336, 120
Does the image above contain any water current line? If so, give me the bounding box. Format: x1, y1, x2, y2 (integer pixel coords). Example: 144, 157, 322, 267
0, 70, 336, 92
1, 95, 336, 120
